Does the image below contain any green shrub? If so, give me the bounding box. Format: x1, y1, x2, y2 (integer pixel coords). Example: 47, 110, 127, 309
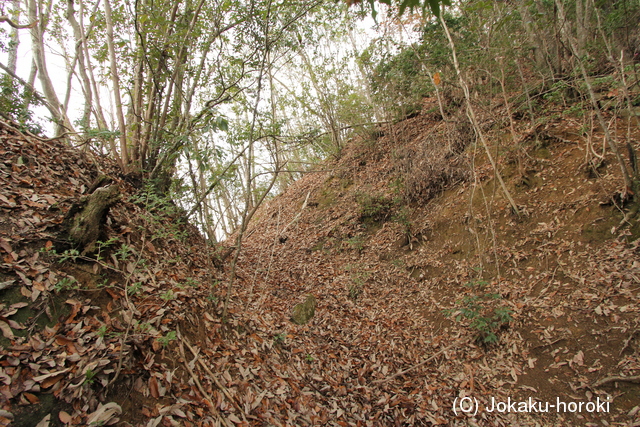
355, 192, 393, 223
444, 287, 512, 344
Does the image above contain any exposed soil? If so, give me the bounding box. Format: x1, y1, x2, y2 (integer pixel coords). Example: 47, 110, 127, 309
0, 87, 639, 426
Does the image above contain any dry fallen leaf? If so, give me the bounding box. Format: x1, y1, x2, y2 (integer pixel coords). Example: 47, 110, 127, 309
149, 376, 159, 399
34, 414, 50, 427
0, 320, 14, 339
85, 402, 122, 425
23, 392, 39, 404
58, 411, 72, 424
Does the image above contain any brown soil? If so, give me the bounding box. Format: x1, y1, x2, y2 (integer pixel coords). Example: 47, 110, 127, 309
1, 89, 639, 426
232, 97, 640, 426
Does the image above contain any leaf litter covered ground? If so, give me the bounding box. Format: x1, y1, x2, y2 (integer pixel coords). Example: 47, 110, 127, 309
1, 91, 640, 426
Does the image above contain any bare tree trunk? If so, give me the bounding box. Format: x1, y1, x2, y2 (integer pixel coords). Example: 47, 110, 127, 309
296, 34, 343, 152
7, 0, 20, 73
103, 0, 128, 169
79, 0, 108, 130
518, 0, 546, 70
129, 56, 144, 166
24, 59, 38, 110
28, 0, 74, 137
555, 0, 634, 194
576, 0, 592, 57
66, 0, 93, 129
440, 16, 520, 216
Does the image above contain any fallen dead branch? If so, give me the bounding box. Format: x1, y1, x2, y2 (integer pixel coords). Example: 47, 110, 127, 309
180, 333, 248, 422
592, 375, 640, 388
177, 338, 215, 410
374, 341, 463, 384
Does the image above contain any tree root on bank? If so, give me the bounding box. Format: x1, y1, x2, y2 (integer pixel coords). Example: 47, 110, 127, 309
615, 202, 639, 232
66, 176, 120, 255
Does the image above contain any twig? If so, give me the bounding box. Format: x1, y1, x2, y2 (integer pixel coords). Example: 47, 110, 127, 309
181, 335, 248, 422
374, 341, 461, 384
530, 337, 566, 351
0, 16, 37, 29
0, 62, 50, 108
619, 330, 638, 356
177, 332, 215, 411
278, 191, 310, 238
592, 375, 640, 388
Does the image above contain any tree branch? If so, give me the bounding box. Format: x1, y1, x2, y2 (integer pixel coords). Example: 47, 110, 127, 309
0, 16, 37, 29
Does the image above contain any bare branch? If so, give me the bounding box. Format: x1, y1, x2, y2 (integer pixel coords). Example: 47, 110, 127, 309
0, 15, 37, 29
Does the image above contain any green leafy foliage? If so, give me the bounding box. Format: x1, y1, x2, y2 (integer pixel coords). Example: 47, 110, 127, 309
0, 76, 43, 134
83, 369, 97, 385
157, 330, 177, 348
54, 277, 79, 292
365, 0, 451, 19
356, 192, 393, 223
367, 13, 476, 118
444, 282, 513, 344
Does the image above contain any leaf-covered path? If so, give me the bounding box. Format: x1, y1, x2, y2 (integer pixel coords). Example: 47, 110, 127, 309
1, 99, 639, 426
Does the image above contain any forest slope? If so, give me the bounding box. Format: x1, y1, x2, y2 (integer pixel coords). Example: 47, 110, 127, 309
0, 88, 639, 426
231, 94, 640, 425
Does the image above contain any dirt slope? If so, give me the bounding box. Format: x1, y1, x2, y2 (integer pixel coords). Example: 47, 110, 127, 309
0, 88, 639, 427
0, 121, 223, 426
232, 97, 640, 426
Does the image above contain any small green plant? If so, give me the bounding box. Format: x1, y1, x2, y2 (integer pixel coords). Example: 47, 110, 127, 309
95, 237, 119, 260
390, 258, 405, 268
96, 325, 108, 338
348, 283, 362, 300
346, 235, 365, 252
135, 322, 152, 333
445, 290, 513, 344
273, 333, 286, 345
157, 330, 177, 347
463, 278, 489, 289
184, 277, 198, 288
55, 276, 79, 292
392, 206, 413, 239
543, 80, 570, 105
127, 282, 142, 295
305, 354, 315, 363
83, 369, 97, 385
114, 243, 133, 261
355, 192, 393, 223
389, 177, 404, 195
160, 290, 175, 302
167, 254, 183, 264
57, 248, 80, 263
97, 277, 110, 288
346, 267, 369, 300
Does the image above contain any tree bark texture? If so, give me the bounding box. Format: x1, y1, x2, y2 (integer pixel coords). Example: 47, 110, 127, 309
67, 181, 120, 255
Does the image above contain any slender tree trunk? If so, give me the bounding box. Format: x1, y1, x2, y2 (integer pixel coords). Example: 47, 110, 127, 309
28, 0, 74, 137
296, 34, 343, 152
24, 59, 37, 110
518, 0, 546, 70
576, 0, 592, 57
555, 0, 634, 193
7, 0, 20, 73
79, 0, 109, 131
66, 0, 92, 129
440, 15, 520, 216
103, 0, 128, 169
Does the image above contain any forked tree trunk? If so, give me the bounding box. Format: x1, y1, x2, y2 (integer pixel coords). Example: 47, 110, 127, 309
28, 0, 75, 137
103, 0, 129, 169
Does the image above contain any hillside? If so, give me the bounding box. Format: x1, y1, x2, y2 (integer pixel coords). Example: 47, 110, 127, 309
232, 96, 640, 426
1, 87, 640, 427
